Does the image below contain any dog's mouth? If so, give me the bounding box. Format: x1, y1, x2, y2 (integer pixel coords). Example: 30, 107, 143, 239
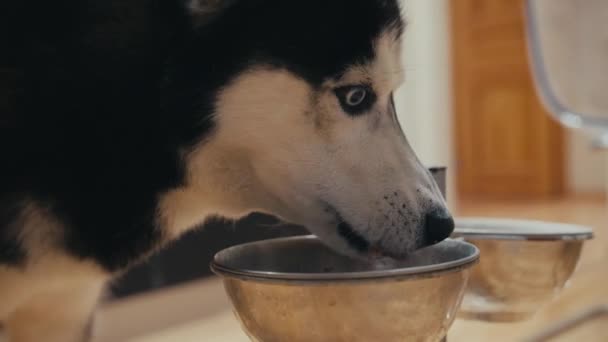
324, 204, 373, 255
337, 220, 369, 253
336, 220, 400, 260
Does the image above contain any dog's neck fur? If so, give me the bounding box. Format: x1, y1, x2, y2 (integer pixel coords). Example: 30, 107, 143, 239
158, 141, 285, 240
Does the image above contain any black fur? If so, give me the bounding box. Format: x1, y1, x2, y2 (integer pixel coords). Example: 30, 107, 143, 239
0, 0, 403, 272
0, 196, 26, 265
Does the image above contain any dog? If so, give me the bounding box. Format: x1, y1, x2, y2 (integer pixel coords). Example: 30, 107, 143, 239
0, 0, 454, 340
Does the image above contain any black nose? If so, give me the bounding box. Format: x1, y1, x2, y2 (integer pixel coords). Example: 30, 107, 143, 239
424, 211, 455, 245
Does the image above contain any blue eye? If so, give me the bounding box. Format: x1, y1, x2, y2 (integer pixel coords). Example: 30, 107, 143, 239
335, 85, 376, 116
346, 88, 367, 106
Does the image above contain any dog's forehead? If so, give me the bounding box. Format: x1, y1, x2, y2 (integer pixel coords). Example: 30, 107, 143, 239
205, 0, 404, 85
328, 29, 404, 90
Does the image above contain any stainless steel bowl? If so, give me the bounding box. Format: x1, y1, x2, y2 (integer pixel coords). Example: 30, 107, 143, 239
453, 218, 593, 322
211, 236, 479, 342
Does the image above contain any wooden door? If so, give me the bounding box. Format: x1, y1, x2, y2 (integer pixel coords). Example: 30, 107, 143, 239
451, 0, 564, 198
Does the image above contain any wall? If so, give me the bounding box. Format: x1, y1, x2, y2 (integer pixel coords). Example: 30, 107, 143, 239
568, 132, 607, 193
394, 0, 455, 203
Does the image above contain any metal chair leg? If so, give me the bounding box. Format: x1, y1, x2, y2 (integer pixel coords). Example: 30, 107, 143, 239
525, 305, 608, 341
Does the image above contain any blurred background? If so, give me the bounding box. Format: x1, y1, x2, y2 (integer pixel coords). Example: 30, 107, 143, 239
93, 0, 608, 341
395, 0, 606, 201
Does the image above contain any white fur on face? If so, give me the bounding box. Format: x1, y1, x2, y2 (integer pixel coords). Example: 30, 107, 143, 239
162, 29, 449, 257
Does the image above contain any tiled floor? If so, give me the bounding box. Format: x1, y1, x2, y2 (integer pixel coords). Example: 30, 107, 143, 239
90, 195, 607, 341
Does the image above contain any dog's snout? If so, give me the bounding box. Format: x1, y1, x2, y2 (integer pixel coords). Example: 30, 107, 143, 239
424, 211, 454, 245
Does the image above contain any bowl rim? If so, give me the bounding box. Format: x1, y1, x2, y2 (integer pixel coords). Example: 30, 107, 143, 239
453, 217, 594, 241
210, 236, 480, 283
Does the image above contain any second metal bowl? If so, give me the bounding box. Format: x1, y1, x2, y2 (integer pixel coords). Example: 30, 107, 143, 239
453, 217, 593, 322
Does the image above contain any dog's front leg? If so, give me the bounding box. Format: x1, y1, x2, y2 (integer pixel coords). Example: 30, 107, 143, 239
5, 278, 105, 342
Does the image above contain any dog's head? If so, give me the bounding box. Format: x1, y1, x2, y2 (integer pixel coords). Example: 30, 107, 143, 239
165, 0, 453, 259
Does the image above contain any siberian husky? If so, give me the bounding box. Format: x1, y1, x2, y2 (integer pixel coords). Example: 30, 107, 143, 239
0, 0, 453, 340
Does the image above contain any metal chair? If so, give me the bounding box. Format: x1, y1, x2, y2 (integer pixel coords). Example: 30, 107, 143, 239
526, 0, 608, 148
525, 0, 608, 339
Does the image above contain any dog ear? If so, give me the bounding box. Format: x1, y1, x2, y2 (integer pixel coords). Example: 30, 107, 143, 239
186, 0, 237, 25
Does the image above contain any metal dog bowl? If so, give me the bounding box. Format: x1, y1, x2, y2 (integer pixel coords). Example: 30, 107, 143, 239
453, 218, 593, 322
211, 236, 479, 342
